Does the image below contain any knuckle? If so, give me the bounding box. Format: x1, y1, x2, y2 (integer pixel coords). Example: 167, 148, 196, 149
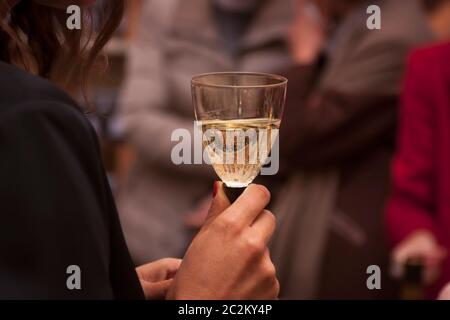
244, 236, 266, 256
217, 214, 240, 232
158, 258, 172, 265
263, 262, 277, 281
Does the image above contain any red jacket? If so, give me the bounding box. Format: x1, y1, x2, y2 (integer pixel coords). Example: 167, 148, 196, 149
386, 42, 450, 293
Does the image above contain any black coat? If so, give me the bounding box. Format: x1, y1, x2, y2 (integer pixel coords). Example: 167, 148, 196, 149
0, 62, 144, 299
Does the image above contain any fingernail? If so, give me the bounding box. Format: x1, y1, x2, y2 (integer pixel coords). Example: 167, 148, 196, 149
212, 181, 218, 198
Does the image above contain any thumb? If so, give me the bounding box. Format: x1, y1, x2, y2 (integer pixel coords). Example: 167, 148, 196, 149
140, 278, 173, 300
203, 181, 230, 226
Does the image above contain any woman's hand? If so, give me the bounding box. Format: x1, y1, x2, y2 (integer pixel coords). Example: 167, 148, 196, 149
167, 182, 279, 300
392, 230, 447, 284
438, 283, 450, 300
136, 258, 181, 299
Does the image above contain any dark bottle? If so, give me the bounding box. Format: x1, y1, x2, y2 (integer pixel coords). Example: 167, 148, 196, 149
400, 257, 424, 300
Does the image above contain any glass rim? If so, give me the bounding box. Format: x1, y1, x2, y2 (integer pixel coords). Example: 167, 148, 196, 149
191, 72, 288, 89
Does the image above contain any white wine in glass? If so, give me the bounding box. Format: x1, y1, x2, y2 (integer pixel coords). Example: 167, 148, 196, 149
192, 72, 287, 201
199, 118, 281, 188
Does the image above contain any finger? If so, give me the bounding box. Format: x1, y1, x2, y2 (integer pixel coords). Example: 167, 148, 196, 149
140, 279, 173, 300
255, 250, 279, 300
264, 250, 279, 299
249, 210, 276, 245
203, 181, 230, 226
222, 184, 271, 228
392, 245, 422, 264
136, 258, 182, 282
273, 279, 281, 300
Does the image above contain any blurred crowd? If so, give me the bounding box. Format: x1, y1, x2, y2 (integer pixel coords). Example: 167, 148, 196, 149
91, 0, 450, 299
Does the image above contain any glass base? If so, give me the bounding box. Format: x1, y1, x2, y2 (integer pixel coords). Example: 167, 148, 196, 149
224, 181, 249, 188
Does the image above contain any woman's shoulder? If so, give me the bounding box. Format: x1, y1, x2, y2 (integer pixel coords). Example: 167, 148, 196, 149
0, 62, 82, 113
0, 62, 92, 135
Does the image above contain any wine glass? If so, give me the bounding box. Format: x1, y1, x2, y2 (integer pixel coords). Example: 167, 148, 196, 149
192, 72, 287, 201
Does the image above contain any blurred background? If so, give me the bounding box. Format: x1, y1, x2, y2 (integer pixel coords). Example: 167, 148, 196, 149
87, 0, 450, 300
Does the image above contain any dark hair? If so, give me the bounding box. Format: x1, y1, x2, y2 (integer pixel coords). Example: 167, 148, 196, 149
422, 0, 450, 11
0, 0, 124, 99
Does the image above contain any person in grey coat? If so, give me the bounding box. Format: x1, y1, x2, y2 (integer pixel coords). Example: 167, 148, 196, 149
268, 0, 434, 299
117, 0, 294, 264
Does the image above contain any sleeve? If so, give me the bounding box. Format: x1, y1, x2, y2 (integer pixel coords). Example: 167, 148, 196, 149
279, 39, 408, 169
118, 0, 213, 178
280, 89, 397, 169
323, 38, 414, 96
0, 101, 115, 299
385, 52, 440, 246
